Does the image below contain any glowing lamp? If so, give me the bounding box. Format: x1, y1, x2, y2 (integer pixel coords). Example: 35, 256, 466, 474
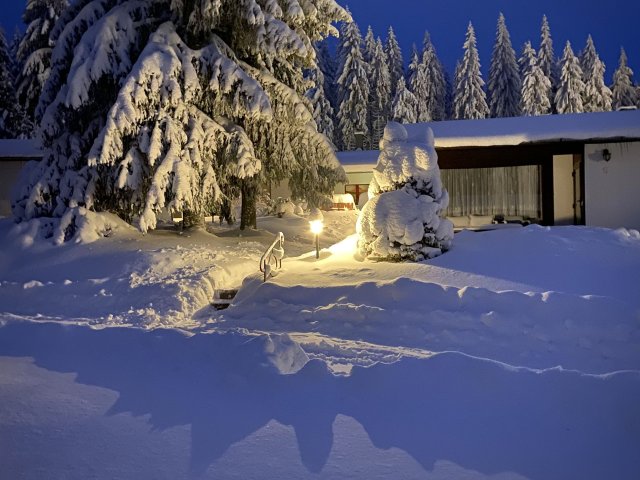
310, 220, 324, 235
308, 208, 324, 259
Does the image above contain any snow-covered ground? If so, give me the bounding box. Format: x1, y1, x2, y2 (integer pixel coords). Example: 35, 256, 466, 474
1, 212, 639, 479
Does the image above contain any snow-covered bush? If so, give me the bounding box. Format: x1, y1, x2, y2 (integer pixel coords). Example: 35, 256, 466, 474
357, 122, 453, 261
10, 208, 132, 247
276, 198, 296, 218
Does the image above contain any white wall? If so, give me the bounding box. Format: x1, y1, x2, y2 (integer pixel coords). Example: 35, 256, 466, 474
584, 142, 640, 230
553, 154, 575, 225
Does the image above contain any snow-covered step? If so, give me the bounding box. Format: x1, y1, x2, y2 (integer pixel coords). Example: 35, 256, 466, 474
211, 289, 239, 310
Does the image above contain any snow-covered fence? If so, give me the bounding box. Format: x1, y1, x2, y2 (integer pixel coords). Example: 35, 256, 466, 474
259, 232, 285, 282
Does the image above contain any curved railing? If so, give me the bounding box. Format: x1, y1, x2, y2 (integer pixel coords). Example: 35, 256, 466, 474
259, 232, 285, 282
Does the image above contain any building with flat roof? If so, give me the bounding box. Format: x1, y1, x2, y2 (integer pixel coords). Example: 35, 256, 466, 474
336, 110, 640, 230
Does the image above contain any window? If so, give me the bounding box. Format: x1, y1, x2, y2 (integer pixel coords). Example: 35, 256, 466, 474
345, 184, 369, 206
441, 166, 541, 220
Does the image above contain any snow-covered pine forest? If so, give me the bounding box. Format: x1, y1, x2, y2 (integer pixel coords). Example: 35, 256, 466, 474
319, 12, 640, 150
0, 5, 639, 231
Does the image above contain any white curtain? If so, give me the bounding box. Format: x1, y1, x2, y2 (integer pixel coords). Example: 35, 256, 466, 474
441, 165, 541, 219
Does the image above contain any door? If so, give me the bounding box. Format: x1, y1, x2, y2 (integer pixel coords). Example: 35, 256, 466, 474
572, 154, 585, 225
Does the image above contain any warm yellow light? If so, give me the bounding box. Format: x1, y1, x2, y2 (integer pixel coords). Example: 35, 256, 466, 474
310, 219, 324, 235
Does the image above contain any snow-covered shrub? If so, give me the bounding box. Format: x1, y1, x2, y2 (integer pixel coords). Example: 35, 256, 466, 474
276, 198, 296, 218
10, 207, 131, 247
357, 122, 453, 261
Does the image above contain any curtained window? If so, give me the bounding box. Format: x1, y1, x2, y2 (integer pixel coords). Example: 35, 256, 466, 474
441, 165, 541, 220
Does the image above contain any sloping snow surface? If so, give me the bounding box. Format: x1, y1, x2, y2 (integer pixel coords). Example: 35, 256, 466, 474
1, 212, 639, 479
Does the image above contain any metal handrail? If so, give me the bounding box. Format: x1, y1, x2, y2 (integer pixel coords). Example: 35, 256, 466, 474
259, 232, 285, 282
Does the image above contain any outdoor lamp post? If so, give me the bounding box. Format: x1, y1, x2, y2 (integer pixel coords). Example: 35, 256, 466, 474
308, 208, 324, 259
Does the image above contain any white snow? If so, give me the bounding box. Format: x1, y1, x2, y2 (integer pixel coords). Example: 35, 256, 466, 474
1, 210, 639, 479
411, 109, 640, 148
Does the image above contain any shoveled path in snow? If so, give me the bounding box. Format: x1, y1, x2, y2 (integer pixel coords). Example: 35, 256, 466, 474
215, 226, 640, 375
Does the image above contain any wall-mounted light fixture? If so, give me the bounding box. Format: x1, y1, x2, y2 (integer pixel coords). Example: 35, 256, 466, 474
602, 148, 611, 162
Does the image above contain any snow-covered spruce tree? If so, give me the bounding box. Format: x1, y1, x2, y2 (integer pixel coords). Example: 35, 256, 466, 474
369, 38, 391, 147
9, 28, 23, 80
12, 0, 349, 236
16, 0, 69, 123
305, 59, 335, 145
443, 69, 454, 120
579, 35, 598, 84
538, 15, 558, 111
315, 39, 338, 112
0, 28, 31, 139
362, 26, 376, 145
385, 26, 403, 98
453, 22, 489, 120
421, 32, 447, 121
336, 14, 370, 150
363, 25, 376, 64
520, 41, 551, 116
357, 121, 453, 261
583, 55, 612, 112
408, 41, 431, 122
488, 13, 521, 118
391, 77, 417, 123
519, 42, 534, 82
407, 44, 419, 85
555, 41, 584, 114
611, 48, 638, 110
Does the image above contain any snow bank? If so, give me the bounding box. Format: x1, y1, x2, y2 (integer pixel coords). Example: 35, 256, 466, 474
0, 219, 263, 328
224, 225, 640, 375
9, 208, 134, 247
0, 211, 357, 328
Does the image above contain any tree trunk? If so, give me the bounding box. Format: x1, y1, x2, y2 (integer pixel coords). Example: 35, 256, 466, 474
240, 178, 257, 230
220, 197, 234, 225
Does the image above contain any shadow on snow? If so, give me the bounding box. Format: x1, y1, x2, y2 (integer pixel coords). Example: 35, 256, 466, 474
0, 320, 639, 479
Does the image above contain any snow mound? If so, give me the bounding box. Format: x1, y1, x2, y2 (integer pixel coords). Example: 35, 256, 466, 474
10, 208, 134, 247
223, 225, 640, 375
223, 276, 640, 374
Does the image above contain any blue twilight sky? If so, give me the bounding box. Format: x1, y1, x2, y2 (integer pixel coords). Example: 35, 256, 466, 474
339, 0, 640, 83
0, 0, 638, 83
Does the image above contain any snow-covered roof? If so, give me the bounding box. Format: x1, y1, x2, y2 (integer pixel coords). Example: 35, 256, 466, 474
338, 111, 640, 167
0, 139, 42, 159
408, 110, 640, 148
335, 150, 379, 170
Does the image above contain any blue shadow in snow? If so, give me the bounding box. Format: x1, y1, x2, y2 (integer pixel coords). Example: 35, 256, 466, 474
0, 320, 639, 479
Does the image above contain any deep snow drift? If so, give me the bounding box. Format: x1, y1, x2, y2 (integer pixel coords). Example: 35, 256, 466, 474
1, 212, 640, 479
222, 225, 640, 374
